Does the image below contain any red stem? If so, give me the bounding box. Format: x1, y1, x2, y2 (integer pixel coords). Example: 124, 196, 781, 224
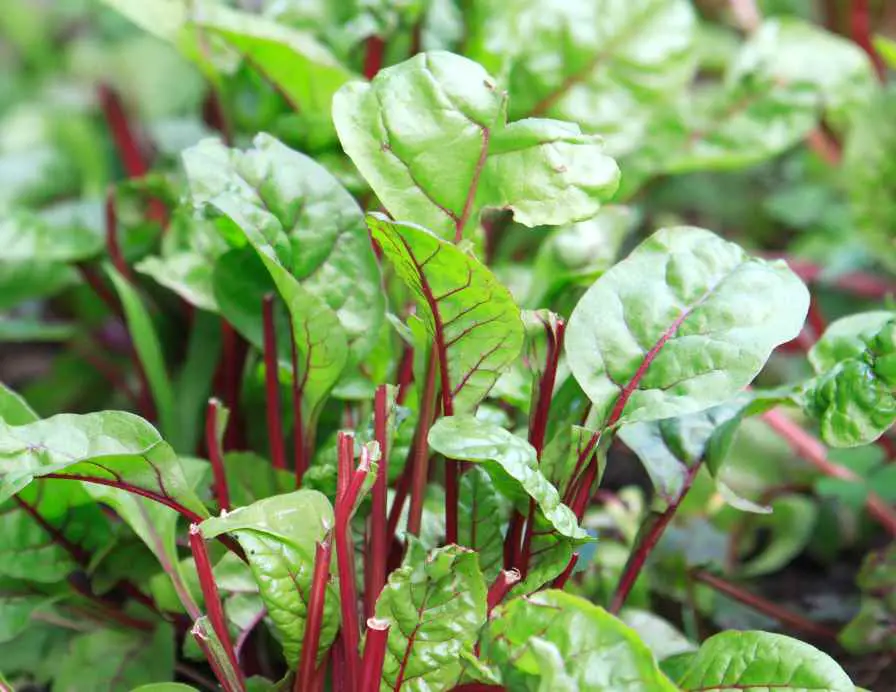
503, 512, 524, 570
335, 434, 371, 690
551, 553, 579, 590
262, 294, 287, 470
395, 345, 414, 405
361, 618, 390, 692
519, 317, 565, 574
190, 525, 246, 687
486, 569, 521, 616
206, 398, 231, 511
76, 264, 121, 317
609, 462, 702, 614
762, 410, 896, 536
296, 536, 333, 692
407, 351, 438, 537
97, 84, 149, 178
367, 386, 390, 618
692, 569, 837, 639
363, 36, 386, 80
105, 187, 131, 280
850, 0, 886, 80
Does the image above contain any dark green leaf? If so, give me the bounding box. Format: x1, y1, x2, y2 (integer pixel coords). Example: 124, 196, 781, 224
458, 466, 505, 581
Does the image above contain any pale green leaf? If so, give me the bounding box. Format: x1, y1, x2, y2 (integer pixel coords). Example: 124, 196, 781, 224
566, 227, 809, 428
334, 51, 619, 241
429, 416, 586, 540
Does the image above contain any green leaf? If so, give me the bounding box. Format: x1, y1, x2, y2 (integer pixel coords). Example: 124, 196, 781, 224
130, 685, 197, 691
0, 261, 77, 313
199, 490, 339, 667
0, 208, 102, 263
481, 590, 676, 691
429, 416, 585, 540
565, 227, 809, 429
106, 266, 179, 449
224, 452, 294, 508
737, 495, 817, 577
375, 541, 487, 691
675, 630, 854, 691
184, 136, 355, 417
368, 215, 525, 413
53, 624, 175, 692
0, 318, 75, 343
877, 36, 896, 69
185, 134, 383, 358
0, 581, 51, 644
806, 319, 896, 447
0, 481, 114, 584
0, 411, 208, 519
0, 384, 38, 425
458, 466, 506, 581
843, 87, 896, 273
839, 545, 895, 654
809, 311, 896, 373
334, 51, 619, 241
467, 0, 698, 160
174, 311, 222, 454
619, 609, 696, 662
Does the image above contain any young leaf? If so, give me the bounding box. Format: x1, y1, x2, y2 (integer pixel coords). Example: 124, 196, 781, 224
53, 625, 175, 692
374, 541, 487, 691
199, 490, 339, 667
481, 590, 677, 691
184, 134, 383, 359
0, 411, 208, 520
334, 52, 619, 241
106, 265, 180, 449
429, 416, 586, 540
736, 495, 817, 577
566, 227, 808, 429
839, 545, 895, 654
467, 0, 697, 159
805, 319, 896, 447
368, 216, 525, 413
458, 466, 506, 581
674, 630, 854, 691
809, 311, 896, 373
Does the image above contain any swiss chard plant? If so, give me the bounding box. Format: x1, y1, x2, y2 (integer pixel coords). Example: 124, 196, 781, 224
1, 0, 895, 690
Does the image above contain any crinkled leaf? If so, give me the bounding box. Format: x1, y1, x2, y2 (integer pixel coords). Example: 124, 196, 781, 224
674, 630, 854, 691
458, 466, 505, 581
200, 490, 339, 667
806, 319, 896, 447
429, 416, 585, 540
374, 541, 487, 691
481, 590, 676, 691
467, 0, 697, 159
0, 411, 208, 519
53, 624, 175, 692
334, 51, 619, 241
107, 266, 180, 449
368, 216, 524, 413
809, 311, 896, 373
566, 227, 809, 429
